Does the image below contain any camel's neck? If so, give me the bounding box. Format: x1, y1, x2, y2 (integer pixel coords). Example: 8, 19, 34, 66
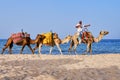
61, 38, 70, 44
61, 39, 66, 44
30, 39, 36, 44
94, 34, 104, 42
30, 37, 39, 44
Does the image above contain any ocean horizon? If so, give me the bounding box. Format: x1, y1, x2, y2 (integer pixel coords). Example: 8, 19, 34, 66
0, 39, 120, 55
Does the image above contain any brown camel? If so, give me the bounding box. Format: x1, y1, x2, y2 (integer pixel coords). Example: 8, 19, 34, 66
33, 33, 72, 55
68, 31, 109, 55
1, 34, 44, 54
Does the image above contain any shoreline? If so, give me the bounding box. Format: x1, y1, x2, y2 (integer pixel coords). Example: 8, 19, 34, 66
0, 54, 120, 80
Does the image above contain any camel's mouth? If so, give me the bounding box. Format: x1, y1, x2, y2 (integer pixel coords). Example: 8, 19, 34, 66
105, 31, 109, 35
100, 31, 109, 35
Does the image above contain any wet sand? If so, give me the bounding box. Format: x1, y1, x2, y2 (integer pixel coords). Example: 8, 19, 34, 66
0, 54, 120, 80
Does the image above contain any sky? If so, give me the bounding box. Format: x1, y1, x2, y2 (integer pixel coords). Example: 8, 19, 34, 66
0, 0, 120, 39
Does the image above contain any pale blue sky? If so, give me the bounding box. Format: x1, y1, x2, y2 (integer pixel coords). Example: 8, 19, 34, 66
0, 0, 120, 39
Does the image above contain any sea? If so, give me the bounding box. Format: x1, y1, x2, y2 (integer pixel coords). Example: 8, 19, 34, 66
0, 39, 120, 55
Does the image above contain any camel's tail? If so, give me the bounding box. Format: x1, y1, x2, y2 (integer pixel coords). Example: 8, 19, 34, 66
4, 37, 13, 46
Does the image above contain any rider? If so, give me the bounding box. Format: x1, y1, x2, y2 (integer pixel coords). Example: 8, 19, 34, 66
75, 20, 90, 43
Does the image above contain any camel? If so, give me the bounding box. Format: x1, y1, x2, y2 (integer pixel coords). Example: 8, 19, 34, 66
68, 31, 109, 55
33, 33, 72, 55
1, 34, 45, 54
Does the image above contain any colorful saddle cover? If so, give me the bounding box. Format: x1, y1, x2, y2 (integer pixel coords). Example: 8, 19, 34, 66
42, 32, 53, 46
11, 32, 30, 43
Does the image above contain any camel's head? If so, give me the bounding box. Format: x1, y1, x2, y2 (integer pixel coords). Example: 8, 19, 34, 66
53, 33, 59, 39
38, 34, 45, 39
65, 35, 72, 40
100, 31, 109, 36
36, 34, 45, 42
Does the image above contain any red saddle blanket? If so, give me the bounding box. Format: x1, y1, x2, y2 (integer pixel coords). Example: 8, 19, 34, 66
81, 32, 93, 42
11, 32, 30, 43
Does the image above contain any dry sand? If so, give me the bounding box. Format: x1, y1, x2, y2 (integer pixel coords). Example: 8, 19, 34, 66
0, 54, 120, 80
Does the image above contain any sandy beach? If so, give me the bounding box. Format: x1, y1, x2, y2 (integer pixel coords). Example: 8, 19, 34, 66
0, 54, 120, 80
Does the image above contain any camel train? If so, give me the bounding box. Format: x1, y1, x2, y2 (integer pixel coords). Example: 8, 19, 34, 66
1, 30, 109, 55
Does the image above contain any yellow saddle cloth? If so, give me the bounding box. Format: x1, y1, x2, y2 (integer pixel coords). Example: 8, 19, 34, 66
42, 32, 54, 45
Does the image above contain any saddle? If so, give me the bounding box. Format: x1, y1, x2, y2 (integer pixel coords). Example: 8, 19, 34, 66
11, 32, 30, 44
42, 32, 54, 46
81, 31, 93, 43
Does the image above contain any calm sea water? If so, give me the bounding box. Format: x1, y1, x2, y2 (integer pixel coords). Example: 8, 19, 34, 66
0, 39, 120, 55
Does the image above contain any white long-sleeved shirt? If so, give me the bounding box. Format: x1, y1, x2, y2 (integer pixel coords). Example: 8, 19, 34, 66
76, 23, 83, 35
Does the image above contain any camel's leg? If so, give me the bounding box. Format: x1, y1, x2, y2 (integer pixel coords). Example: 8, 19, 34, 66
68, 47, 72, 55
73, 44, 78, 55
20, 45, 25, 54
33, 43, 39, 52
56, 44, 63, 55
49, 47, 53, 55
78, 39, 82, 44
27, 45, 34, 54
38, 43, 42, 55
8, 43, 13, 54
86, 44, 89, 53
89, 43, 92, 55
68, 48, 71, 55
68, 40, 74, 54
1, 45, 9, 54
1, 39, 13, 54
33, 46, 38, 52
86, 43, 91, 54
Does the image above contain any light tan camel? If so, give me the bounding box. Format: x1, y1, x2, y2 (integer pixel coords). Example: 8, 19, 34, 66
68, 31, 109, 55
1, 34, 45, 54
33, 33, 72, 55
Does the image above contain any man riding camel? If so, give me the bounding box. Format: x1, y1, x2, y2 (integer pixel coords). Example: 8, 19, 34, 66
75, 20, 91, 43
